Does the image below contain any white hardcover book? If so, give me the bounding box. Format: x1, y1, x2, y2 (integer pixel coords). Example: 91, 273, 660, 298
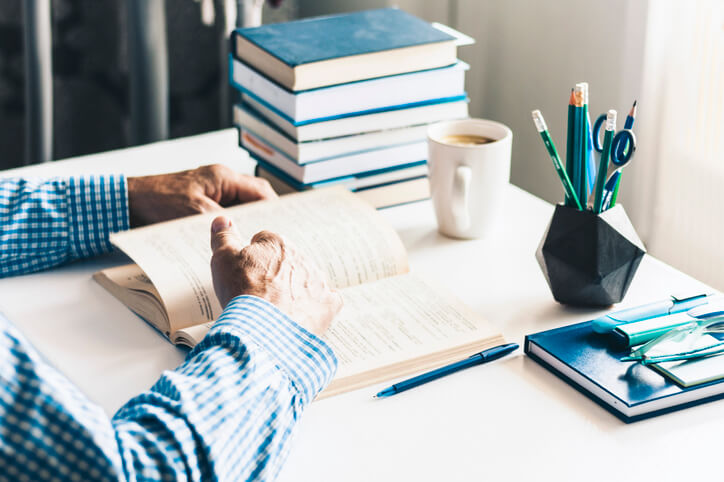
258, 167, 431, 210
230, 58, 468, 123
240, 128, 427, 184
256, 162, 428, 192
235, 104, 430, 164
237, 97, 469, 142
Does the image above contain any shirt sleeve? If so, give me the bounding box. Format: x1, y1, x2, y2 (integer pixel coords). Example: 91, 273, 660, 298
0, 295, 337, 481
0, 175, 129, 277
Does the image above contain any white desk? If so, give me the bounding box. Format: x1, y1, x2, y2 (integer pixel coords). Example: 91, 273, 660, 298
1, 129, 719, 481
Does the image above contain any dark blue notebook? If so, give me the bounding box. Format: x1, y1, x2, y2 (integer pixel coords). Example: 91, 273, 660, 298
525, 321, 724, 422
234, 8, 454, 66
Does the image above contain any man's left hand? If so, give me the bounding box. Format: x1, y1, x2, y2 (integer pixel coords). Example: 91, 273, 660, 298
127, 164, 277, 227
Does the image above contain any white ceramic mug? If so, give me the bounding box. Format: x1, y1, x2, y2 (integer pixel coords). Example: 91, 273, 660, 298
427, 119, 512, 239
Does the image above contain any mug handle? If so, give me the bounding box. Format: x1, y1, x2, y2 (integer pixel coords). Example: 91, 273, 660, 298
451, 165, 472, 232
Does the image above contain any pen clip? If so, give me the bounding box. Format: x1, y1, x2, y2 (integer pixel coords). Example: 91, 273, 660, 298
671, 292, 710, 303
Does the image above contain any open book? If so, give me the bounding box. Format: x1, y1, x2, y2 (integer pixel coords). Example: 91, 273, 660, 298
95, 188, 504, 398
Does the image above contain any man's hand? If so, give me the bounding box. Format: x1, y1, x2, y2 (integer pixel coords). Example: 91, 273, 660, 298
127, 164, 277, 227
209, 216, 342, 336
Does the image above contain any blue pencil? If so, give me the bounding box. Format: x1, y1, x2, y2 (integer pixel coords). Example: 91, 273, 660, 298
607, 100, 637, 209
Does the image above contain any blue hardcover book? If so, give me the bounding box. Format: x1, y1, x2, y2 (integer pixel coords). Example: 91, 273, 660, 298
231, 8, 457, 91
525, 321, 724, 422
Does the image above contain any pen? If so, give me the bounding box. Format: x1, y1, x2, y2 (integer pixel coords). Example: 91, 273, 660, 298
532, 110, 582, 209
374, 343, 519, 398
591, 292, 713, 334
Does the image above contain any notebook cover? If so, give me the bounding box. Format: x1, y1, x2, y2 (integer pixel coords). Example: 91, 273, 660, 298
525, 321, 724, 422
234, 8, 454, 67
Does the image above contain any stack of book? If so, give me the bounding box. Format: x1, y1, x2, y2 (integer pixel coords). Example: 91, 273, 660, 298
229, 8, 470, 208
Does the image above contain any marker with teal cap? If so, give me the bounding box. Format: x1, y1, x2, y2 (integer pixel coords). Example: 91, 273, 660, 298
591, 292, 715, 334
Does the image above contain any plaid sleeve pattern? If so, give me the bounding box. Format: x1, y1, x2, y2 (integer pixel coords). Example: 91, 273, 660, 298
0, 175, 129, 277
0, 296, 337, 481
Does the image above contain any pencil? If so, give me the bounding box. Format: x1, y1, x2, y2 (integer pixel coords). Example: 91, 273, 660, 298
593, 109, 617, 213
573, 85, 585, 205
609, 100, 637, 208
565, 89, 575, 208
532, 110, 582, 210
575, 83, 589, 204
582, 83, 596, 195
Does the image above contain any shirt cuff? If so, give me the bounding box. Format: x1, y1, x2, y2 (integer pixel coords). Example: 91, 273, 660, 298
67, 175, 130, 259
204, 295, 338, 405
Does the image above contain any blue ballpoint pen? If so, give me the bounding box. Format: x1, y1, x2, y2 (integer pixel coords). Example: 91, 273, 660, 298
374, 343, 519, 398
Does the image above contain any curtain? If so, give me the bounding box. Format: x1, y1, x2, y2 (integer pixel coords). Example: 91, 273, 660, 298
624, 0, 724, 289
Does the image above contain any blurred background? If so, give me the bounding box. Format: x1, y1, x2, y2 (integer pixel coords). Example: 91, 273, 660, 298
0, 0, 722, 289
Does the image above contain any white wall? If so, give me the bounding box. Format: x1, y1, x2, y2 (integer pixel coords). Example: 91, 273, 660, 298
299, 0, 649, 208
452, 0, 649, 207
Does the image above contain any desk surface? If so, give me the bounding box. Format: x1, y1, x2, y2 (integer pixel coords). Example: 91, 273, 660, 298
1, 129, 719, 481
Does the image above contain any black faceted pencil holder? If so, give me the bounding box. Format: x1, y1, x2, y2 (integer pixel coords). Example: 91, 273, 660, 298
536, 203, 646, 307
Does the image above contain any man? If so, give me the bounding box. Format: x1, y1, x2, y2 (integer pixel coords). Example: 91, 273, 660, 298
0, 165, 342, 480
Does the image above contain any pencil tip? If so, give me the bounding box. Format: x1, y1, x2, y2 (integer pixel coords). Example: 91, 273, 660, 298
629, 100, 638, 117
568, 89, 575, 104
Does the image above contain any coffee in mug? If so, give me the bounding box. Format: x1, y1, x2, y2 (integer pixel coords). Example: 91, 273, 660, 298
438, 134, 493, 146
427, 119, 512, 239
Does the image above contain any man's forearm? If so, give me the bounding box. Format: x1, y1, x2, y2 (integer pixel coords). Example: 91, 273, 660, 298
113, 295, 337, 480
0, 296, 336, 480
0, 175, 129, 277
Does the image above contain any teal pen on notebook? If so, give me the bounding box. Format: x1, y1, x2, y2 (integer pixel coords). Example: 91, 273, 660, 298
591, 292, 715, 334
374, 343, 519, 398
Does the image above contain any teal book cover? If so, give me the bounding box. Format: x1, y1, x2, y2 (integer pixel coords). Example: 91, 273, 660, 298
233, 8, 454, 66
525, 321, 724, 422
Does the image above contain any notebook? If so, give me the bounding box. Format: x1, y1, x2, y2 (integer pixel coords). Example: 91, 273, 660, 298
525, 320, 724, 422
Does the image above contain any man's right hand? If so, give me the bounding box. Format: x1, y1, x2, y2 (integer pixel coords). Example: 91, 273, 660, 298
209, 216, 342, 337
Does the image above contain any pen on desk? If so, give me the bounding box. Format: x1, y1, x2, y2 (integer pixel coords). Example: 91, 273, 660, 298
374, 343, 519, 399
532, 110, 582, 210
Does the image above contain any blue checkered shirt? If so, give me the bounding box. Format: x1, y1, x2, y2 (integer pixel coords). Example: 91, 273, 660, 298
0, 175, 337, 481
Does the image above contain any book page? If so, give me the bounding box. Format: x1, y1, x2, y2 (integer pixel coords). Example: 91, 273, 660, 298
110, 188, 409, 331
93, 264, 171, 334
165, 273, 504, 399
324, 274, 504, 394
